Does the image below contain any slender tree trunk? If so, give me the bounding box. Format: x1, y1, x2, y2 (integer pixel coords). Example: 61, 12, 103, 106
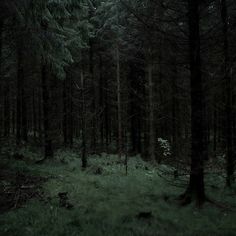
38, 88, 43, 143
143, 80, 149, 159
0, 19, 3, 139
221, 0, 234, 187
158, 49, 164, 138
16, 41, 27, 143
69, 75, 73, 147
21, 78, 28, 142
104, 76, 109, 152
148, 51, 155, 161
181, 0, 205, 206
213, 95, 217, 158
203, 93, 208, 161
172, 61, 179, 163
129, 63, 141, 155
4, 82, 10, 137
12, 109, 15, 136
116, 45, 122, 160
89, 41, 96, 153
99, 54, 104, 151
81, 69, 87, 169
1, 18, 9, 137
62, 73, 73, 147
63, 78, 68, 145
233, 70, 236, 167
42, 63, 53, 159
32, 90, 37, 139
16, 47, 23, 145
129, 65, 136, 154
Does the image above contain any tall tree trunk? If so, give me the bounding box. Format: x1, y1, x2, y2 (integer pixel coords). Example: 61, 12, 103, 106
181, 0, 205, 206
129, 64, 136, 154
42, 63, 53, 159
62, 73, 73, 147
16, 47, 23, 145
148, 51, 155, 161
104, 75, 109, 152
4, 82, 10, 137
63, 78, 68, 145
12, 109, 15, 136
143, 79, 149, 159
0, 18, 3, 139
1, 19, 10, 137
99, 54, 104, 151
116, 45, 122, 160
213, 96, 217, 158
172, 60, 180, 164
21, 78, 28, 142
81, 69, 87, 169
16, 43, 28, 143
68, 75, 73, 147
32, 90, 37, 139
158, 49, 164, 138
38, 88, 43, 143
89, 41, 96, 153
129, 63, 142, 155
221, 0, 234, 187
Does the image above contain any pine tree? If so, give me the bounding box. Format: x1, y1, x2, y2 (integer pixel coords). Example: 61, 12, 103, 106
180, 0, 205, 206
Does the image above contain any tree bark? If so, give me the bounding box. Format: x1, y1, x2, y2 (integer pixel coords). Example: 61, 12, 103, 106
172, 60, 180, 163
104, 73, 109, 152
4, 81, 10, 137
220, 0, 234, 187
16, 39, 28, 143
38, 88, 43, 143
129, 63, 142, 155
213, 97, 217, 158
63, 78, 68, 145
21, 77, 28, 142
181, 0, 205, 206
0, 19, 4, 139
68, 74, 73, 147
148, 51, 155, 161
41, 63, 53, 159
16, 47, 23, 145
89, 41, 97, 153
81, 69, 87, 169
99, 54, 104, 151
116, 45, 122, 160
32, 90, 37, 139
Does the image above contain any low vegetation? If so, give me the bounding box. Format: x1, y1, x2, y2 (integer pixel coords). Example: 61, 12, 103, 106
0, 148, 235, 236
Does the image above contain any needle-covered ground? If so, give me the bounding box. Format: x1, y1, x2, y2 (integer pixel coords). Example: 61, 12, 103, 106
0, 148, 236, 236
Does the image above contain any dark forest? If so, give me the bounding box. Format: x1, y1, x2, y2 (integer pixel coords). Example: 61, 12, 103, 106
0, 0, 236, 235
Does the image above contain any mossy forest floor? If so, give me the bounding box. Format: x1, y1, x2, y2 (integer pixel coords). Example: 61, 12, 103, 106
0, 147, 236, 236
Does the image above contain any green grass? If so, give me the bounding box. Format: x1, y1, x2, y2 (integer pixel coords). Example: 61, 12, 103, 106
0, 150, 236, 236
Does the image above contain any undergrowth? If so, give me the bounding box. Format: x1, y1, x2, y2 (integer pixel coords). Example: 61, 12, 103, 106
0, 149, 236, 236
